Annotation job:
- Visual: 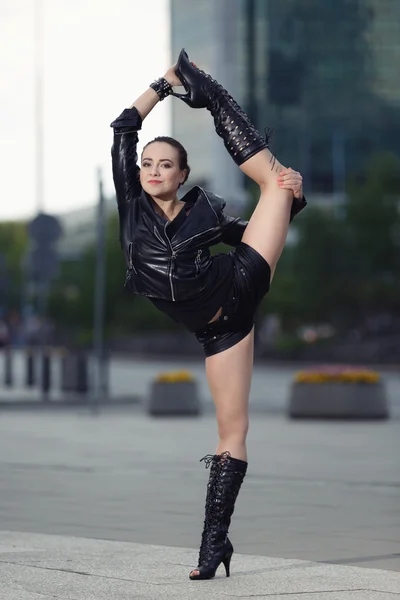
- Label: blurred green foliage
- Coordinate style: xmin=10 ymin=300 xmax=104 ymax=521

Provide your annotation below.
xmin=264 ymin=151 xmax=400 ymax=330
xmin=0 ymin=221 xmax=28 ymax=310
xmin=0 ymin=152 xmax=399 ymax=344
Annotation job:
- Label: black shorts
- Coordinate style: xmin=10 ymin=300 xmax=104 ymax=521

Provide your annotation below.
xmin=194 ymin=242 xmax=271 ymax=357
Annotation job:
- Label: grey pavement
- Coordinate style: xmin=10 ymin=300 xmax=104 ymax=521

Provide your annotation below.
xmin=0 ymin=410 xmax=399 ymax=598
xmin=0 ymin=531 xmax=399 ymax=600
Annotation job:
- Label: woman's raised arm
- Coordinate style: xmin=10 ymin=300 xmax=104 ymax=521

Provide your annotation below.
xmin=129 ymin=64 xmax=182 ymax=119
xmin=128 ymin=87 xmax=160 ymax=121
xmin=110 ymin=66 xmax=183 ymax=209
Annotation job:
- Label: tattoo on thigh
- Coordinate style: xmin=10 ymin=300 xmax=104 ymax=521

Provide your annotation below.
xmin=269 ymin=154 xmax=281 ymax=174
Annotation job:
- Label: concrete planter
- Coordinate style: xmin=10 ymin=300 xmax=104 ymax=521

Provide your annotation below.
xmin=147 ymin=380 xmax=201 ymax=416
xmin=288 ymin=381 xmax=389 ymax=419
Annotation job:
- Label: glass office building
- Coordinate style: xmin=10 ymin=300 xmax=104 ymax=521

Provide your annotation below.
xmin=236 ymin=0 xmax=400 ymax=192
xmin=171 ymin=0 xmax=400 ymax=200
xmin=170 ymin=0 xmax=247 ymax=211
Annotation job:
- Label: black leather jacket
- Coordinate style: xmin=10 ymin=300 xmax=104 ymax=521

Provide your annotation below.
xmin=110 ymin=107 xmax=306 ymax=302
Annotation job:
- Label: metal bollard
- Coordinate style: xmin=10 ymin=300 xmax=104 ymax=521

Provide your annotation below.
xmin=26 ymin=350 xmax=35 ymax=387
xmin=4 ymin=347 xmax=13 ymax=387
xmin=76 ymin=353 xmax=88 ymax=393
xmin=41 ymin=352 xmax=51 ymax=400
xmin=61 ymin=353 xmax=88 ymax=396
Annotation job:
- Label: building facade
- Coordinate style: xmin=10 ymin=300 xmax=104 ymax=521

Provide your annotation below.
xmin=170 ymin=0 xmax=247 ymax=212
xmin=170 ymin=0 xmax=400 ymax=200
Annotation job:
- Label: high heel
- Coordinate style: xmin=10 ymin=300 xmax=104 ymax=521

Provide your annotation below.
xmin=189 ymin=451 xmax=247 ymax=580
xmin=222 ymin=550 xmax=233 ymax=577
xmin=189 ymin=537 xmax=234 ymax=580
xmin=172 ymin=48 xmax=269 ymax=165
xmin=171 ymin=48 xmax=210 ymax=108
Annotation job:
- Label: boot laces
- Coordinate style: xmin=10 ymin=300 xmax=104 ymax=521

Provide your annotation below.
xmin=190 ymin=63 xmax=246 ymax=118
xmin=191 ymin=63 xmax=271 ymax=148
xmin=197 ymin=451 xmax=233 ymax=566
xmin=199 ymin=454 xmax=215 ymax=469
xmin=199 ymin=450 xmax=231 ymax=469
xmin=264 ymin=126 xmax=273 ymax=148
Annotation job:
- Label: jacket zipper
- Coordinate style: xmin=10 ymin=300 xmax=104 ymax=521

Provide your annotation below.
xmin=174 ymin=226 xmax=216 ymax=250
xmin=128 ymin=242 xmax=137 ymax=274
xmin=153 ymin=226 xmax=164 ymax=246
xmin=153 ymin=225 xmax=212 ymax=302
xmin=164 ymin=223 xmax=176 ymax=302
xmin=153 ymin=226 xmax=176 ymax=301
xmin=195 ymin=249 xmax=202 ymax=274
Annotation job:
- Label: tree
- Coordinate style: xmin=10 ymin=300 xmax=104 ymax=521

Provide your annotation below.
xmin=0 ymin=221 xmax=28 ymax=311
xmin=288 ymin=207 xmax=350 ymax=324
xmin=344 ymin=152 xmax=400 ymax=319
xmin=48 ymin=212 xmax=180 ymax=344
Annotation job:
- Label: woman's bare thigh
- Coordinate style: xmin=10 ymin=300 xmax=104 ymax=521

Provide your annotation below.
xmin=239 ymin=149 xmax=292 ymax=280
xmin=205 ymin=327 xmax=254 ymax=425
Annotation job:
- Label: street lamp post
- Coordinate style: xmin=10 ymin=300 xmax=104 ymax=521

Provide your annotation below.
xmin=34 ymin=0 xmax=44 ymax=214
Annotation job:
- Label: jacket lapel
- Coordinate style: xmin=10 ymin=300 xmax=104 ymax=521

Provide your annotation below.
xmin=171 ymin=187 xmax=221 ymax=244
xmin=138 ymin=186 xmax=224 ymax=245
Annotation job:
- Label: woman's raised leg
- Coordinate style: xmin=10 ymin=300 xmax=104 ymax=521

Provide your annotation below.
xmin=170 ymin=51 xmax=303 ymax=282
xmin=240 ymin=149 xmax=293 ymax=283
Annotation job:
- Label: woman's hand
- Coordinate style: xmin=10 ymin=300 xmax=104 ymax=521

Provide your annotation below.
xmin=277 ymin=168 xmax=303 ymax=199
xmin=163 ymin=64 xmax=183 ymax=87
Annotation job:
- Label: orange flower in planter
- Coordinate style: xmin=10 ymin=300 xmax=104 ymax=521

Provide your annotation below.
xmin=155 ymin=370 xmax=195 ymax=383
xmin=294 ymin=365 xmax=380 ymax=384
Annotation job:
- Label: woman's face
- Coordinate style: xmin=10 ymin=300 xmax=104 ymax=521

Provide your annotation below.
xmin=140 ymin=142 xmax=186 ymax=199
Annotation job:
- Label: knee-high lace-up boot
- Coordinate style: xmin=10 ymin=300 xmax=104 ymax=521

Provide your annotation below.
xmin=171 ymin=48 xmax=270 ymax=167
xmin=172 ymin=48 xmax=307 ymax=221
xmin=189 ymin=451 xmax=248 ymax=580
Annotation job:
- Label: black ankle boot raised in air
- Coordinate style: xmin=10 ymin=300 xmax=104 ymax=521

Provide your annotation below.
xmin=172 ymin=48 xmax=269 ymax=166
xmin=189 ymin=451 xmax=248 ymax=580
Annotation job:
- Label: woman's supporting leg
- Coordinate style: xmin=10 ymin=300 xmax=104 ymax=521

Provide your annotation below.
xmin=189 ymin=328 xmax=254 ymax=579
xmin=206 ymin=327 xmax=254 ymax=461
xmin=239 ymin=148 xmax=293 ymax=283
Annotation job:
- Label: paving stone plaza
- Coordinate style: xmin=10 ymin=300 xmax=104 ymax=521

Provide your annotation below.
xmin=0 ymin=359 xmax=399 ymax=599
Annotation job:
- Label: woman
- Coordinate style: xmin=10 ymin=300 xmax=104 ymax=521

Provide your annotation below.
xmin=110 ymin=49 xmax=306 ymax=581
